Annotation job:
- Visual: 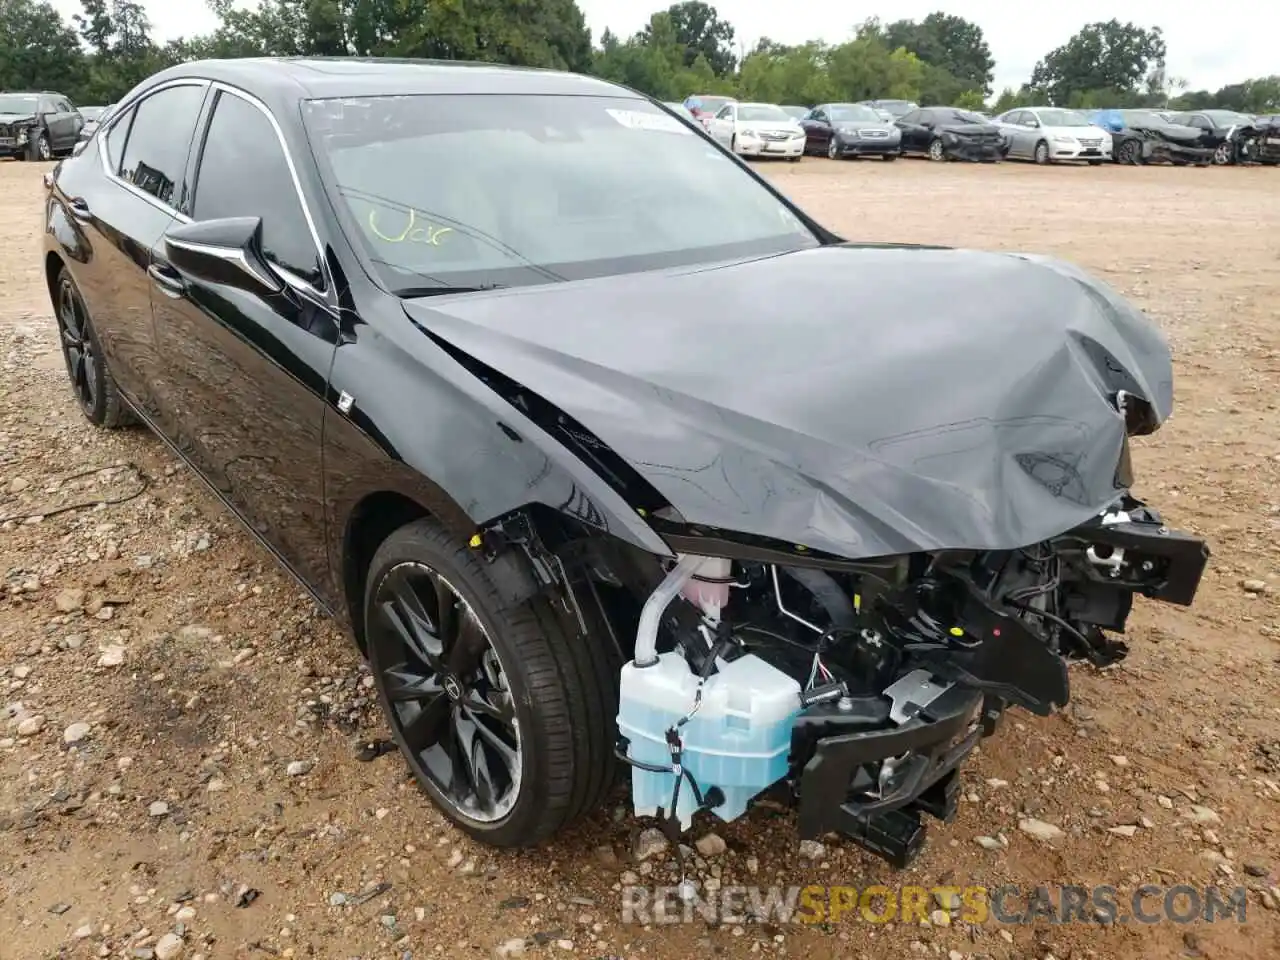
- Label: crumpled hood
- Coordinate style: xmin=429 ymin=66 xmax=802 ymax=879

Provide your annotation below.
xmin=404 ymin=245 xmax=1175 ymax=560
xmin=0 ymin=113 xmax=36 ymax=125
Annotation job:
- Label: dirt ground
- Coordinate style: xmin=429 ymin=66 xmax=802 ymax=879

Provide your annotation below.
xmin=0 ymin=155 xmax=1277 ymax=960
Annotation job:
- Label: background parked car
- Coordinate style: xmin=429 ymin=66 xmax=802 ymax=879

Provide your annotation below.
xmin=1253 ymin=115 xmax=1280 ymax=164
xmin=683 ymin=94 xmax=735 ymax=129
xmin=0 ymin=90 xmax=83 ymax=160
xmin=1089 ymin=109 xmax=1214 ymax=166
xmin=661 ymin=100 xmax=696 ymax=121
xmin=1165 ymin=109 xmax=1261 ymax=165
xmin=800 ymin=103 xmax=901 ymax=160
xmin=706 ymin=101 xmax=805 ymax=160
xmin=994 ymin=107 xmax=1112 ymax=164
xmin=858 ymin=99 xmax=919 ymax=123
xmin=895 ymin=106 xmax=1007 ymax=162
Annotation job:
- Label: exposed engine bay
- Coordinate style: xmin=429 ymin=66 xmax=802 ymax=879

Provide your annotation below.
xmin=554 ymin=495 xmax=1209 ymax=868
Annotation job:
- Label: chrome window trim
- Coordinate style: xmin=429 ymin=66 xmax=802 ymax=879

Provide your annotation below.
xmin=98 ymin=78 xmax=210 ymax=223
xmin=203 ymin=81 xmax=331 ymax=299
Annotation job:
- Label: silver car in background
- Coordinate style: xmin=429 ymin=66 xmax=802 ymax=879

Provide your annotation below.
xmin=994 ymin=107 xmax=1113 ymax=164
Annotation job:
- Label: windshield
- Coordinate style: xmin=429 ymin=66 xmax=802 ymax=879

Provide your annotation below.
xmin=0 ymin=94 xmax=39 ymax=114
xmin=1036 ymin=109 xmax=1090 ymax=127
xmin=939 ymin=109 xmax=986 ymax=124
xmin=780 ymin=105 xmax=808 ymax=118
xmin=737 ymin=104 xmax=790 ymax=122
xmin=303 ymin=94 xmax=818 ymax=294
xmin=690 ymin=96 xmax=732 ymax=113
xmin=879 ymin=101 xmax=917 ymax=117
xmin=829 ymin=105 xmax=880 ymax=123
xmin=1122 ymin=111 xmax=1166 ymax=126
xmin=1204 ymin=110 xmax=1253 ymax=126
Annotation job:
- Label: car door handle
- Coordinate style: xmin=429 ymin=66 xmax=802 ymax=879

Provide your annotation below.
xmin=68 ymin=197 xmax=92 ymax=221
xmin=148 ymin=263 xmax=186 ymax=299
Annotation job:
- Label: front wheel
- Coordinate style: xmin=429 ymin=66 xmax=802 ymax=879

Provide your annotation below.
xmin=1212 ymin=142 xmax=1234 ymax=165
xmin=827 ymin=138 xmax=841 ymax=160
xmin=1033 ymin=141 xmax=1050 ymax=164
xmin=882 ymin=153 xmax=898 ymax=162
xmin=928 ymin=138 xmax=946 ymax=161
xmin=27 ymin=132 xmax=51 ymax=162
xmin=364 ymin=518 xmax=619 ymax=847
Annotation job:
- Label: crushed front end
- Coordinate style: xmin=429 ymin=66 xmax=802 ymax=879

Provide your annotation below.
xmin=609 ymin=498 xmax=1208 ymax=868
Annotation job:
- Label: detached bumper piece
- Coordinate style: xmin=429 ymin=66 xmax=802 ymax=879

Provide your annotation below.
xmin=791 ymin=686 xmax=1001 ymax=867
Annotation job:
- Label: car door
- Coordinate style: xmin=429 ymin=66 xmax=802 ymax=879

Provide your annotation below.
xmin=53 ymin=97 xmax=82 ymax=151
xmin=1006 ymin=111 xmax=1033 ymax=158
xmin=708 ymin=104 xmax=735 ymax=146
xmin=55 ymin=81 xmax=210 ymax=419
xmin=149 ymin=84 xmax=339 ymax=592
xmin=803 ymin=107 xmax=832 ymax=153
xmin=896 ymin=109 xmax=927 ymax=152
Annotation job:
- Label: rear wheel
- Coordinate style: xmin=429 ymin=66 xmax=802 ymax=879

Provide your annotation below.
xmin=53 ymin=266 xmax=135 ymax=428
xmin=364 ymin=518 xmax=619 ymax=847
xmin=882 ymin=153 xmax=898 ymax=162
xmin=927 ymin=138 xmax=946 ymax=161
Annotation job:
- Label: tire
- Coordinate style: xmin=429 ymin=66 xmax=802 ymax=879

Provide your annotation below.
xmin=788 ymin=155 xmax=801 ymax=163
xmin=927 ymin=138 xmax=946 ymax=161
xmin=28 ymin=132 xmax=51 ymax=162
xmin=1088 ymin=160 xmax=1104 ymax=166
xmin=882 ymin=153 xmax=898 ymax=161
xmin=1118 ymin=139 xmax=1143 ymax=165
xmin=1033 ymin=140 xmax=1049 ymax=165
xmin=1212 ymin=142 xmax=1233 ymax=165
xmin=363 ymin=518 xmax=619 ymax=847
xmin=53 ymin=266 xmax=135 ymax=428
xmin=827 ymin=138 xmax=841 ymax=160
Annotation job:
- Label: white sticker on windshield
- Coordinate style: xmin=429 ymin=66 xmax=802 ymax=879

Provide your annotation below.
xmin=605 ymin=108 xmax=692 ymax=135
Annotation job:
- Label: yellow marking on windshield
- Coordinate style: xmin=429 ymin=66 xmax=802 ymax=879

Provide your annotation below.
xmin=367 ymin=207 xmax=452 ymax=246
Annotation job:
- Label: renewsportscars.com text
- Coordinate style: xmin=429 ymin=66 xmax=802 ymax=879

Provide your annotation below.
xmin=620 ymin=883 xmax=1250 ymax=926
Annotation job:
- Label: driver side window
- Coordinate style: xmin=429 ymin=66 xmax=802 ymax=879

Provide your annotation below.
xmin=813 ymin=110 xmax=828 ymax=123
xmin=899 ymin=110 xmax=922 ymax=125
xmin=715 ymin=105 xmax=734 ymax=120
xmin=192 ymin=90 xmax=323 ymax=289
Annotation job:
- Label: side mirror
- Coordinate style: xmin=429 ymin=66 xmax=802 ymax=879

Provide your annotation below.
xmin=164 ymin=217 xmax=284 ymax=299
xmin=1027 ymin=119 xmax=1040 ymax=128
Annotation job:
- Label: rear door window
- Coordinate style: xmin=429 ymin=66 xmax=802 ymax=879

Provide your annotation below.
xmin=118 ymin=84 xmax=207 ymax=212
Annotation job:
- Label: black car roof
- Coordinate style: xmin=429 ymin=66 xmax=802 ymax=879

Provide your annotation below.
xmin=140 ymin=57 xmax=631 ymax=102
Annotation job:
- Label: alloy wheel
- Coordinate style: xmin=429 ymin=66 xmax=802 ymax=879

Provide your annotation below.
xmin=369 ymin=561 xmax=522 ymax=823
xmin=1034 ymin=142 xmax=1049 ymax=164
xmin=928 ymin=139 xmax=945 ymax=161
xmin=827 ymin=138 xmax=839 ymax=160
xmin=56 ymin=275 xmax=99 ymax=414
xmin=1120 ymin=141 xmax=1140 ymax=165
xmin=1213 ymin=143 xmax=1233 ymax=165
xmin=37 ymin=135 xmax=51 ymax=161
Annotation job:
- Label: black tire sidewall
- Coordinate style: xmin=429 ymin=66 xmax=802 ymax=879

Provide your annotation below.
xmin=1035 ymin=141 xmax=1048 ymax=164
xmin=57 ymin=268 xmax=110 ymax=425
xmin=363 ymin=522 xmax=558 ymax=846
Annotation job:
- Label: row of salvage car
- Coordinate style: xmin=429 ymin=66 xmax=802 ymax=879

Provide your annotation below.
xmin=672 ymin=96 xmax=1280 ymax=166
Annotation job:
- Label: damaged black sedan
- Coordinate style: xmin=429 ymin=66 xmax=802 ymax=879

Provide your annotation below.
xmin=1091 ymin=109 xmax=1216 ymax=165
xmin=43 ymin=58 xmax=1208 ymax=868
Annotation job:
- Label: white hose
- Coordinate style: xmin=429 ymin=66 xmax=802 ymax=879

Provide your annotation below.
xmin=633 ymin=553 xmax=705 ymax=667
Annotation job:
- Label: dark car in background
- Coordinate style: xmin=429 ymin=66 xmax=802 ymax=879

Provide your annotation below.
xmin=1165 ymin=109 xmax=1263 ymax=165
xmin=1253 ymin=115 xmax=1280 ymax=163
xmin=800 ymin=103 xmax=901 ymax=160
xmin=0 ymin=91 xmax=84 ymax=160
xmin=1089 ymin=110 xmax=1214 ymax=166
xmin=895 ymin=106 xmax=1008 ymax=161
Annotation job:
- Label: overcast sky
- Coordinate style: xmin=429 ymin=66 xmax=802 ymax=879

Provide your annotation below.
xmin=49 ymin=0 xmax=1276 ymax=94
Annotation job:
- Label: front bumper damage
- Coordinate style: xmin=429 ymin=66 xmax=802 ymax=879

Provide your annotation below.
xmin=1139 ymin=136 xmax=1214 ymax=164
xmin=787 ymin=512 xmax=1209 ymax=868
xmin=943 ymin=137 xmax=1007 ymax=162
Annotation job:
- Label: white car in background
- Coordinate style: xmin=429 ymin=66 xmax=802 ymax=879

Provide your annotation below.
xmin=993 ymin=107 xmax=1113 ymax=164
xmin=706 ymin=102 xmax=805 ymax=160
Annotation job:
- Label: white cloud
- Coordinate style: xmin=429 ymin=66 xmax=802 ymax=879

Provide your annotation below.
xmin=49 ymin=0 xmax=1277 ymax=94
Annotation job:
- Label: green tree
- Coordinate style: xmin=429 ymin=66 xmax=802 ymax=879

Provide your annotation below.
xmin=657 ymin=2 xmax=736 ymax=76
xmin=884 ymin=12 xmax=994 ymax=94
xmin=737 ymin=40 xmax=835 ymax=106
xmin=1029 ymin=20 xmax=1166 ymax=106
xmin=0 ymin=0 xmax=85 ymax=95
